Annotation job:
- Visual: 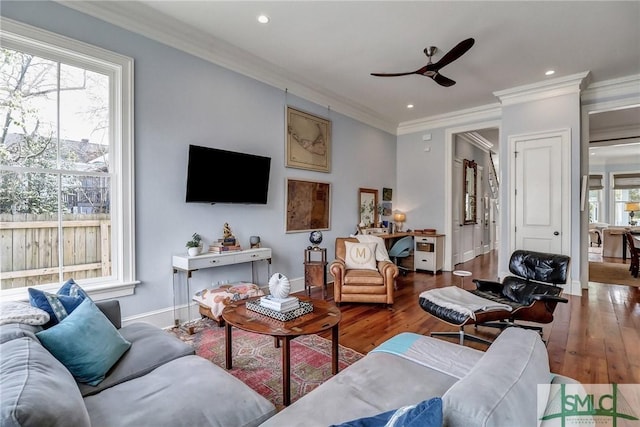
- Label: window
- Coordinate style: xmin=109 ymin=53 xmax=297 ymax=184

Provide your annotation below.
xmin=588 ymin=174 xmax=603 ymax=223
xmin=612 ymin=172 xmax=640 ymax=226
xmin=588 ymin=189 xmax=603 ymax=223
xmin=0 ymin=19 xmax=135 ymax=299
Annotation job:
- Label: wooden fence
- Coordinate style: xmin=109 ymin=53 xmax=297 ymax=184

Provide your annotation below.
xmin=0 ymin=213 xmax=111 ymax=289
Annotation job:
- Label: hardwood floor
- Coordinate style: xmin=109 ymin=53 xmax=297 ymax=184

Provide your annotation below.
xmin=308 ymin=250 xmax=640 ymax=384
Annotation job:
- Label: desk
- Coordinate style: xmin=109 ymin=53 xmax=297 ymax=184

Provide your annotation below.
xmin=377 ymin=232 xmax=414 ymax=249
xmin=172 ymin=248 xmax=272 ymax=330
xmin=372 ymin=232 xmax=445 ymax=274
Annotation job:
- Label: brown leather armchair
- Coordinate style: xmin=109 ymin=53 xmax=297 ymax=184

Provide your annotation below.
xmin=330 ymin=237 xmax=398 ymax=305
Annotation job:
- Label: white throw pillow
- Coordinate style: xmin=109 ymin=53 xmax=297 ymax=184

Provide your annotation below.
xmin=344 ymin=241 xmax=378 ymax=271
xmin=354 ymin=234 xmax=391 ymax=262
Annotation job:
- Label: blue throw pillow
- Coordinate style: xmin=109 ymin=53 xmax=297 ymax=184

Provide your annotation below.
xmin=331 ymin=397 xmax=442 ymax=427
xmin=35 ymin=298 xmax=131 ymax=386
xmin=28 ymin=279 xmax=90 ymax=327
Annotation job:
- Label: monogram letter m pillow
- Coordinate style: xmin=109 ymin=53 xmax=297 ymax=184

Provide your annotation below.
xmin=344 ymin=241 xmax=378 ymax=270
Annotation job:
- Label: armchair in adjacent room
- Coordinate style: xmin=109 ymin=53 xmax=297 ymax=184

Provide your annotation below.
xmin=419 ymin=249 xmax=570 ymax=345
xmin=330 ymin=237 xmax=398 ymax=306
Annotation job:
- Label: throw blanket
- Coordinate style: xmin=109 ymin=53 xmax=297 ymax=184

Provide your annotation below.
xmin=193 ymin=282 xmax=264 ymax=320
xmin=354 ymin=234 xmax=391 ymax=262
xmin=419 ymin=286 xmax=512 ymax=320
xmin=371 ymin=332 xmax=482 ymax=380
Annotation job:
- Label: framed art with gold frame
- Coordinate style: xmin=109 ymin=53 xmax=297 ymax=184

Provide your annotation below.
xmin=285 ymin=178 xmax=331 ymax=233
xmin=286 ymin=106 xmax=331 ymax=173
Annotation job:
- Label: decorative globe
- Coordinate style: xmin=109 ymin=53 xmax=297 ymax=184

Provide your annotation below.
xmin=309 ymin=230 xmax=323 ymax=247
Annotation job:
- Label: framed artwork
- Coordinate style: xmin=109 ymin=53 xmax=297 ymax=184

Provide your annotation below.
xmin=382 ymin=187 xmax=393 ymax=202
xmin=358 ymin=188 xmax=378 ymax=228
xmin=286 ymin=178 xmax=331 ymax=233
xmin=382 ymin=202 xmax=392 ymax=216
xmin=286 ymin=106 xmax=331 ymax=173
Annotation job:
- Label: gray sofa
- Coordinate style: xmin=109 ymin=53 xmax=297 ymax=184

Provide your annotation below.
xmin=261 ymin=327 xmax=580 ymax=427
xmin=1 ymin=300 xmax=276 ymax=427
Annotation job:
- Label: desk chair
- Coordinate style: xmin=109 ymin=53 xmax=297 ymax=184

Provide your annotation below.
xmin=388 ymin=236 xmax=413 ymax=276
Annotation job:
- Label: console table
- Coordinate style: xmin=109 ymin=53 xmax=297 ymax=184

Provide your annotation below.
xmin=172 ymin=248 xmax=272 ymax=330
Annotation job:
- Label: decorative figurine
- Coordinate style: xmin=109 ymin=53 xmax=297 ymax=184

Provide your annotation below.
xmin=223 ymin=223 xmax=233 ymax=239
xmin=222 ymin=223 xmax=236 ymax=246
xmin=268 ymin=273 xmax=291 ymax=299
xmin=250 ymin=236 xmax=261 ymax=248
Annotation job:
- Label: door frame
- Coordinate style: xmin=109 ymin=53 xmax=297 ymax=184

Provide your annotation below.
xmin=444 ymin=120 xmax=501 ymax=271
xmin=508 ymin=129 xmax=571 ymax=256
xmin=581 ymin=97 xmax=640 ymax=290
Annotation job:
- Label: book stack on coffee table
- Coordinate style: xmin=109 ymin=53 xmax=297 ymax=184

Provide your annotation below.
xmin=259 ymin=295 xmax=300 ymax=312
xmin=246 ymin=295 xmax=314 ymax=321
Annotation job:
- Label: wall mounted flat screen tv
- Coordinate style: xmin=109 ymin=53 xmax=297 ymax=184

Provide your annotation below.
xmin=185 ymin=144 xmax=271 ymax=204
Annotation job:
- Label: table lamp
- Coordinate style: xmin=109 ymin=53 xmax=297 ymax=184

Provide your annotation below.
xmin=393 ymin=211 xmax=406 ymax=232
xmin=625 ymin=202 xmax=640 ymax=225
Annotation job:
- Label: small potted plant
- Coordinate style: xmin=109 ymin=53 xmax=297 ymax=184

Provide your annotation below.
xmin=186 ymin=233 xmax=202 ymax=256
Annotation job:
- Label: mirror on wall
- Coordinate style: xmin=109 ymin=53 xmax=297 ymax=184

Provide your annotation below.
xmin=463 ymin=159 xmax=477 ymax=224
xmin=359 ymin=188 xmax=378 ymax=228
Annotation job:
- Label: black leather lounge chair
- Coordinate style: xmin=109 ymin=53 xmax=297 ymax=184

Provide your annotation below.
xmin=419 ymin=250 xmax=570 ymax=345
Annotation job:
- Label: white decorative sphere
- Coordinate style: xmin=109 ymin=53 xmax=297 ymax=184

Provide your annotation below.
xmin=268 ymin=273 xmax=291 ymax=299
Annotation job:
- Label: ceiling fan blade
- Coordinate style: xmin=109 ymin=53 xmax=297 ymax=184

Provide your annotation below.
xmin=432 ymin=73 xmax=456 ymax=87
xmin=371 ymin=70 xmax=420 ymax=77
xmin=430 ymin=38 xmax=475 ymax=71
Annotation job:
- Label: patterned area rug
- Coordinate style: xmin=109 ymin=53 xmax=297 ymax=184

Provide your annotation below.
xmin=589 ymin=261 xmax=639 ymax=287
xmin=168 ymin=318 xmax=363 ymax=409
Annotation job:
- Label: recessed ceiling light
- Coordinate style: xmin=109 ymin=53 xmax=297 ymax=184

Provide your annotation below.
xmin=407 ymin=104 xmax=414 ymax=109
xmin=257 ymin=15 xmax=270 ymax=24
xmin=545 ymin=70 xmax=555 ymax=76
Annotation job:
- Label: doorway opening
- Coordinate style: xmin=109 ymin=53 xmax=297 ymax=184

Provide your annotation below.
xmin=444 ymin=121 xmax=500 ymax=271
xmin=584 ymin=104 xmax=640 ymax=287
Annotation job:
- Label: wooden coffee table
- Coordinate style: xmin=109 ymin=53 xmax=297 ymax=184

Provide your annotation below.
xmin=221 ymin=296 xmax=341 ymax=406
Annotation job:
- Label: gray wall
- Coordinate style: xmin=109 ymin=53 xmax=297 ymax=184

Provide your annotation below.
xmin=1 ymin=1 xmax=396 ymax=320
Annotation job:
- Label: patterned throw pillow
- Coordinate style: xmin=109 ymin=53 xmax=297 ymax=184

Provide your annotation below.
xmin=344 ymin=241 xmax=378 ymax=271
xmin=28 ymin=279 xmax=90 ymax=328
xmin=331 ymin=397 xmax=443 ymax=427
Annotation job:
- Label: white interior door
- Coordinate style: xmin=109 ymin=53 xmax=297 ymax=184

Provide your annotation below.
xmin=511 ymin=130 xmax=570 ymax=254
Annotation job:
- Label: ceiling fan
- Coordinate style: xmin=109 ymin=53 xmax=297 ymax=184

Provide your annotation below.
xmin=371 ymin=38 xmax=475 ymax=87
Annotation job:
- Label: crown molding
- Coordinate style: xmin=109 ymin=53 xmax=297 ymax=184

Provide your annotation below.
xmin=590 ymin=123 xmax=640 ymax=142
xmin=494 ymin=71 xmax=591 ymax=106
xmin=582 ymin=74 xmax=640 ymax=103
xmin=397 ymin=103 xmax=502 ymax=135
xmin=56 ymin=1 xmax=397 ymax=134
xmin=459 ymin=131 xmax=494 ymax=153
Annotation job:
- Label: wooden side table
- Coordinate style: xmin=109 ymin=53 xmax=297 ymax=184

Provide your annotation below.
xmin=304 ymin=247 xmax=327 ymax=299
